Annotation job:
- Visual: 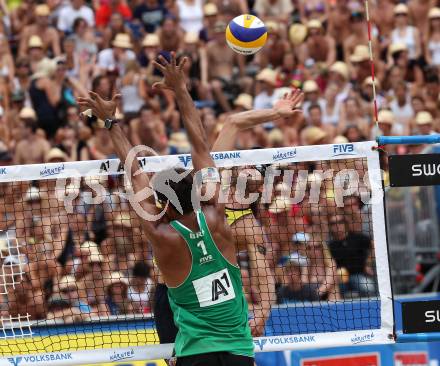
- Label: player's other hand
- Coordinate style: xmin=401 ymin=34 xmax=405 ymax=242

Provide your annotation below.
xmin=249 ymin=317 xmax=265 ymax=337
xmin=273 ymin=88 xmax=304 ymax=118
xmin=152 ymin=52 xmax=187 ymax=91
xmin=77 ymin=92 xmax=121 ymax=122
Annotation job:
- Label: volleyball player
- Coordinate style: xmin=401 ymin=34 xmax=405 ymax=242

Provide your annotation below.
xmin=77 ymin=53 xmax=254 ymax=366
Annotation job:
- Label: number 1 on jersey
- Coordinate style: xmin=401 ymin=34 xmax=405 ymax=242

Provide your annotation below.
xmin=197 ymin=240 xmax=208 ymax=256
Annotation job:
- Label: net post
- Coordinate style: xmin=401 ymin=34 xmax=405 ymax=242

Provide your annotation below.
xmin=377 ymin=134 xmax=440 ymax=145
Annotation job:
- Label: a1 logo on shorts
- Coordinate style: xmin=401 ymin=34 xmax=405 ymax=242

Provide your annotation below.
xmin=193 ymin=269 xmax=236 ymax=307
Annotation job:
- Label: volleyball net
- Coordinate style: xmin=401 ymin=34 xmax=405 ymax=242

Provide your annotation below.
xmin=0 ymin=141 xmax=393 ymax=365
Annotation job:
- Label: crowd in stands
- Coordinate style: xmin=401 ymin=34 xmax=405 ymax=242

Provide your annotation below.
xmin=0 ymin=0 xmax=439 ymax=323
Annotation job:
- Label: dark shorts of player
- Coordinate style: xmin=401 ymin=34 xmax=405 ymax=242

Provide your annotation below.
xmin=176 ymin=352 xmax=254 ymax=366
xmin=154 ymin=283 xmax=178 ymax=344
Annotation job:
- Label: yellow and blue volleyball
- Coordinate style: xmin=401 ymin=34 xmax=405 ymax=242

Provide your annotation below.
xmin=226 ymin=14 xmax=267 ymax=55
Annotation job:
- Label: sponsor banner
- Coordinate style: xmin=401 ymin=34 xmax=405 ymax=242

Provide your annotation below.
xmin=252 ymin=329 xmax=392 ymax=353
xmin=301 ymin=353 xmax=379 ymax=366
xmin=0 ymin=142 xmax=375 ymax=183
xmin=402 ymin=300 xmax=440 ymax=334
xmin=332 ymin=143 xmax=357 ymax=157
xmin=389 ymin=154 xmax=440 ymax=187
xmin=394 ymin=352 xmax=429 ymax=366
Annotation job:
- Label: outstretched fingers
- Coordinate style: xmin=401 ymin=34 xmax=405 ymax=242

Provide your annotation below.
xmin=152 ymin=60 xmax=166 ymax=74
xmin=178 ymin=56 xmax=187 ymax=70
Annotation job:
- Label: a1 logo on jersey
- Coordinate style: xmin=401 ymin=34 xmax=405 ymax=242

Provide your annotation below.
xmin=193 ymin=269 xmax=236 ymax=307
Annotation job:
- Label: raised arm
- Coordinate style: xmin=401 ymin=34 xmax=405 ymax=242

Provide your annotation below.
xmin=213 ymin=89 xmax=304 ymax=151
xmin=76 ymin=93 xmax=163 ymax=235
xmin=153 ymin=53 xmax=215 ymax=172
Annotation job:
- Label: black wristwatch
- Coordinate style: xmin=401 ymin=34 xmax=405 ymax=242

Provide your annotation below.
xmin=104 ymin=118 xmax=117 ymax=130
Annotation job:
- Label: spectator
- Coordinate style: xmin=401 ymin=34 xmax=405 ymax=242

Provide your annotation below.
xmin=95 ymin=0 xmax=132 ymax=29
xmin=134 ymin=0 xmax=168 ymax=33
xmin=19 ymin=4 xmax=61 ymax=58
xmin=391 ymin=4 xmax=421 ymax=61
xmin=327 ymin=214 xmax=377 ymax=298
xmin=14 ymin=110 xmax=50 ymax=164
xmin=425 ymin=7 xmax=440 ymax=67
xmin=128 ymin=261 xmax=154 ymax=314
xmin=177 ymin=0 xmax=204 ymax=34
xmin=57 ymin=0 xmax=95 ymax=34
xmin=58 ymin=275 xmax=92 ymax=314
xmin=105 ymin=272 xmax=134 ymax=315
xmin=98 ymin=33 xmax=136 ymax=76
xmin=415 ymin=111 xmax=435 ymax=135
xmin=276 ymin=252 xmax=319 ymax=304
xmin=199 ymin=3 xmax=218 ymax=42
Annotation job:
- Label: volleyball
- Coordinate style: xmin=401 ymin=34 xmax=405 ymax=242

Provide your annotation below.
xmin=226 ymin=14 xmax=267 ymax=55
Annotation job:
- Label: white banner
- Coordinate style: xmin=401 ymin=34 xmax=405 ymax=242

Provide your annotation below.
xmin=0 ymin=142 xmax=377 ymax=182
xmin=0 ymin=329 xmax=394 ymax=366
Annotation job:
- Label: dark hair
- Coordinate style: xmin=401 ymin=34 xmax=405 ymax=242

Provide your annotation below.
xmin=24 ymin=118 xmax=38 ymax=133
xmin=132 ymin=261 xmax=150 ymax=278
xmin=73 ymin=17 xmax=86 ymax=32
xmin=92 ymin=75 xmax=108 ymax=92
xmin=308 ymin=103 xmax=322 ymax=114
xmin=154 ymin=168 xmax=195 ymax=215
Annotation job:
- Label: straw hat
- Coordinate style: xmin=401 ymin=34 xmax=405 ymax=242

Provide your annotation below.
xmin=142 ymin=34 xmax=159 ymax=47
xmin=59 ymin=275 xmax=78 ymax=291
xmin=19 ymin=107 xmax=37 ymax=120
xmin=307 ymin=19 xmax=322 ymax=29
xmin=415 ymin=111 xmax=433 ymax=125
xmin=24 ymin=187 xmax=43 ymax=202
xmin=106 ymin=272 xmax=129 ymax=288
xmin=265 ymin=21 xmax=279 ymax=33
xmin=378 ymin=110 xmax=394 ymax=125
xmin=428 ymin=7 xmax=440 ymax=19
xmin=329 ymin=62 xmax=349 ymax=80
xmin=168 ymin=132 xmax=191 ymax=152
xmin=112 ymin=33 xmax=133 ymax=49
xmin=289 ymin=24 xmax=307 ymax=46
xmin=234 ymin=93 xmax=253 ymax=110
xmin=203 ymin=3 xmax=218 ymax=16
xmin=333 ymin=135 xmax=349 ymax=144
xmin=35 ymin=4 xmax=50 ymax=16
xmin=394 ymin=3 xmax=409 ymax=15
xmin=28 ymin=35 xmax=43 ymax=49
xmin=350 ymin=45 xmax=370 ymax=63
xmin=113 ymin=212 xmax=132 ymax=228
xmin=389 ymin=43 xmax=408 ymax=55
xmin=184 ymin=32 xmax=199 ymax=44
xmin=256 ymin=68 xmax=277 ymax=85
xmin=268 ymin=195 xmax=291 ymax=213
xmin=303 ymin=80 xmax=319 ymax=93
xmin=89 ymin=253 xmax=104 ymax=263
xmin=80 ymin=241 xmax=100 ymax=255
xmin=268 ymin=128 xmax=284 ymax=144
xmin=363 ymin=76 xmax=380 ymax=89
xmin=45 ymin=147 xmax=67 ymax=162
xmin=302 ymin=126 xmax=327 ymax=145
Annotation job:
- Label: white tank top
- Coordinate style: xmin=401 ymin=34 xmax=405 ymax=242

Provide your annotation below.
xmin=177 ymin=0 xmax=203 ymax=33
xmin=391 ymin=26 xmax=417 ymax=60
xmin=428 ymin=40 xmax=440 ymax=66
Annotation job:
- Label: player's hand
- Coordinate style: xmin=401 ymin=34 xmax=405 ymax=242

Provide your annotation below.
xmin=249 ymin=317 xmax=265 ymax=337
xmin=273 ymin=88 xmax=304 ymax=118
xmin=152 ymin=52 xmax=187 ymax=91
xmin=77 ymin=92 xmax=121 ymax=122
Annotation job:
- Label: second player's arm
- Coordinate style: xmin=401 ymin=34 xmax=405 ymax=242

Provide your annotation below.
xmin=213 ymin=89 xmax=304 ymax=151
